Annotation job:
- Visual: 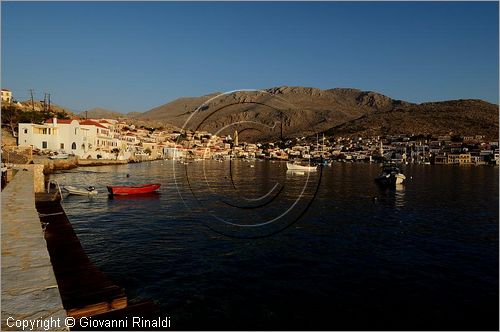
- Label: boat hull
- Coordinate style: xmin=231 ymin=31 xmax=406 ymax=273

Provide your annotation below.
xmin=107 ymin=184 xmax=161 ymax=196
xmin=286 ymin=162 xmax=317 ymax=172
xmin=64 ymin=186 xmax=98 ymax=196
xmin=375 ymin=174 xmax=406 ymax=186
xmin=49 ymin=154 xmax=69 ymax=160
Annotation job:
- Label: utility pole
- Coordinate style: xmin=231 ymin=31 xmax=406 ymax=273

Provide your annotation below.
xmin=43 ymin=93 xmax=47 ymax=111
xmin=47 ymin=93 xmax=51 ymax=112
xmin=29 ymin=89 xmax=35 ymax=111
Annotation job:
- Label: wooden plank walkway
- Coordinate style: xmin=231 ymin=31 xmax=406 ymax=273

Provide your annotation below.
xmin=35 ymin=194 xmax=159 ymax=325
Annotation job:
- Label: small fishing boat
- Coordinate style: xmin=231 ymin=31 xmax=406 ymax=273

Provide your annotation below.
xmin=107 ymin=183 xmax=161 ymax=196
xmin=49 ymin=151 xmax=69 ymax=160
xmin=64 ymin=185 xmax=98 ymax=196
xmin=375 ymin=166 xmax=406 ymax=186
xmin=286 ymin=162 xmax=317 ymax=172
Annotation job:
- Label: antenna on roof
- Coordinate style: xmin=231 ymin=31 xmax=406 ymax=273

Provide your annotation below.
xmin=28 ymin=89 xmax=35 ymax=111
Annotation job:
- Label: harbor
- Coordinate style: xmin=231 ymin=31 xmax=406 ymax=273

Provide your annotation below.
xmin=1 ymin=1 xmax=498 ymax=330
xmin=42 ymin=160 xmax=498 ymax=330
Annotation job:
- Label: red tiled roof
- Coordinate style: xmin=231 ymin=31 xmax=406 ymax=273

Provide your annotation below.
xmin=99 ymin=119 xmax=112 ymax=124
xmin=79 ymin=119 xmax=108 ymax=129
xmin=45 ymin=118 xmax=75 ymax=124
xmin=1 ymin=88 xmax=11 ymax=91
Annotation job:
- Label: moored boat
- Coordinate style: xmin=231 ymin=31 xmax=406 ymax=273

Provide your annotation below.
xmin=286 ymin=162 xmax=317 ymax=172
xmin=375 ymin=166 xmax=406 ymax=186
xmin=64 ymin=185 xmax=98 ymax=196
xmin=49 ymin=151 xmax=69 ymax=159
xmin=107 ymin=183 xmax=161 ymax=196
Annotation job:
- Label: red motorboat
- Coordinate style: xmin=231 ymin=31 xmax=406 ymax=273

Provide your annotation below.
xmin=107 ymin=183 xmax=161 ymax=196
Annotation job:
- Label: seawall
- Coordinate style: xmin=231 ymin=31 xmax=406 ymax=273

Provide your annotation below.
xmin=32 ymin=156 xmax=130 ymax=174
xmin=33 ymin=156 xmax=78 ymax=175
xmin=1 ymin=169 xmax=67 ymax=330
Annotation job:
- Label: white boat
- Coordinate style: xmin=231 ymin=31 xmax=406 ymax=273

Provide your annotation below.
xmin=375 ymin=166 xmax=406 ymax=186
xmin=49 ymin=151 xmax=69 ymax=159
xmin=64 ymin=185 xmax=98 ymax=196
xmin=286 ymin=162 xmax=317 ymax=172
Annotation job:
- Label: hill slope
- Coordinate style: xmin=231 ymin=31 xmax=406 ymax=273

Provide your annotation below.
xmin=134 ymin=86 xmax=498 ymax=141
xmin=327 ymin=99 xmax=499 ymax=138
xmin=78 ymin=108 xmax=128 ymax=119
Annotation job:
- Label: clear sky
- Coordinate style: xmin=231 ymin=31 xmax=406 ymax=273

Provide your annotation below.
xmin=1 ymin=1 xmax=498 ymax=113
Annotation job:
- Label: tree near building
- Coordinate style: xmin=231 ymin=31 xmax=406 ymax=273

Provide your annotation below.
xmin=111 ymin=148 xmax=120 ymax=160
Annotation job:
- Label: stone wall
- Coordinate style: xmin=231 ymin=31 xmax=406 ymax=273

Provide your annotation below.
xmin=12 ymin=164 xmax=45 ymax=193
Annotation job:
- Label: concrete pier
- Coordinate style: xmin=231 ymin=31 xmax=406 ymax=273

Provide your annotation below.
xmin=1 ymin=169 xmax=67 ymax=330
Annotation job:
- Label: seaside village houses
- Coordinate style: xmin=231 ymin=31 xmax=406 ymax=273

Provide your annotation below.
xmin=13 ymin=114 xmax=500 ymax=166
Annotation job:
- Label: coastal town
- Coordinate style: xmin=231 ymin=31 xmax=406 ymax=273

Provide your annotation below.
xmin=1 ymin=88 xmax=499 ymax=168
xmin=1 ymin=2 xmax=499 ymax=331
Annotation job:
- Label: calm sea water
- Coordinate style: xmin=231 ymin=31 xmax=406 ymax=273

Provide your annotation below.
xmin=50 ymin=161 xmax=499 ymax=330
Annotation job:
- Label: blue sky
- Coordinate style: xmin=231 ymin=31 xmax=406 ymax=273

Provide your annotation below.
xmin=1 ymin=1 xmax=498 ymax=113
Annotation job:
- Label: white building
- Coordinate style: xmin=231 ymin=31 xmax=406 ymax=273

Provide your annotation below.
xmin=1 ymin=88 xmax=12 ymax=104
xmin=18 ymin=118 xmax=88 ymax=156
xmin=79 ymin=119 xmax=114 ymax=152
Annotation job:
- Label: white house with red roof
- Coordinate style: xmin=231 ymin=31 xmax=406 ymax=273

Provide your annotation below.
xmin=79 ymin=119 xmax=115 ymax=152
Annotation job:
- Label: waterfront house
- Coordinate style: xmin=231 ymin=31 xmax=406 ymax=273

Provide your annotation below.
xmin=18 ymin=118 xmax=88 ymax=156
xmin=459 ymin=153 xmax=472 ymax=164
xmin=434 ymin=153 xmax=448 ymax=164
xmin=80 ymin=120 xmax=113 ymax=152
xmin=447 ymin=154 xmax=460 ymax=165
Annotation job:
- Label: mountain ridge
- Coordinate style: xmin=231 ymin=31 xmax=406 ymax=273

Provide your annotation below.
xmin=134 ymin=86 xmax=498 ymax=141
xmin=78 ymin=86 xmax=498 ymax=140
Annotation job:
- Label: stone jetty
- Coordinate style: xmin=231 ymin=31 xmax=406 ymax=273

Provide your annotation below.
xmin=1 ymin=167 xmax=66 ymax=330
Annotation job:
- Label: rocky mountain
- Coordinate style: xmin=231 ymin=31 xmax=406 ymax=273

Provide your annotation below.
xmin=134 ymin=86 xmax=498 ymax=141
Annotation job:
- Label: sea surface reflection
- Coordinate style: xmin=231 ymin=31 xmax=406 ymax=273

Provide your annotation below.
xmin=50 ymin=161 xmax=499 ymax=330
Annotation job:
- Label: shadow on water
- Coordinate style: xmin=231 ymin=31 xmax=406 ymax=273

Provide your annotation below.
xmin=107 ymin=192 xmax=161 ymax=201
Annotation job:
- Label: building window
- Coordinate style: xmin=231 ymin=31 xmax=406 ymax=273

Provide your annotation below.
xmin=74 ymin=128 xmax=78 ymax=135
xmin=42 ymin=141 xmax=47 ymax=149
xmin=71 ymin=142 xmax=76 ymax=150
xmin=23 ymin=129 xmax=28 ymax=134
xmin=60 ymin=143 xmax=64 ymax=149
